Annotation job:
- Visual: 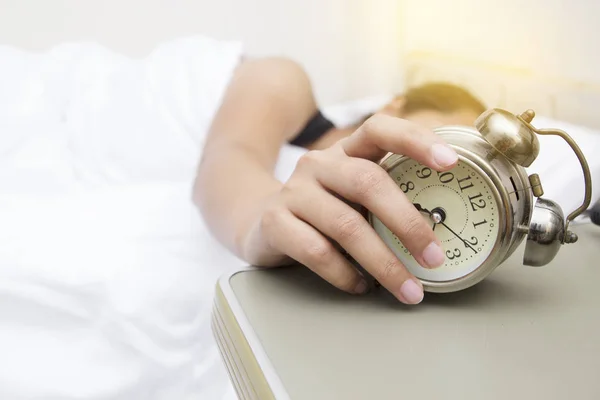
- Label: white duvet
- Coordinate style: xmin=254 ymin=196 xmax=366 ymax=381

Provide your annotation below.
xmin=0 ymin=35 xmax=598 ymax=400
xmin=0 ymin=36 xmax=257 ymax=400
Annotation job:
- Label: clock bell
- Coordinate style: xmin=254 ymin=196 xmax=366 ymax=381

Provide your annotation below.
xmin=475 ymin=108 xmax=593 ymax=267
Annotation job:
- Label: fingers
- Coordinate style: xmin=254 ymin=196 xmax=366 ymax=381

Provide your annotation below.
xmin=259 ymin=206 xmax=369 ymax=295
xmin=285 ymin=183 xmax=425 ymax=304
xmin=340 ymin=113 xmax=458 ymax=171
xmin=265 ymin=114 xmax=459 ymax=305
xmin=302 ymin=151 xmax=445 ymax=270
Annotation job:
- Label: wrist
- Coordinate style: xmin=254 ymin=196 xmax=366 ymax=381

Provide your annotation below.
xmin=194 ymin=145 xmax=284 ymax=261
xmin=232 ymin=189 xmax=279 ymax=259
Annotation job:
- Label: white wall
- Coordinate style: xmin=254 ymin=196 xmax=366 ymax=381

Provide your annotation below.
xmin=400 ymin=0 xmax=600 ymax=128
xmin=401 ymin=0 xmax=600 ymax=85
xmin=0 ymin=0 xmax=404 ymax=106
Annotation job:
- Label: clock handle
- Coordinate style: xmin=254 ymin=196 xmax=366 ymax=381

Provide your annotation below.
xmin=519 ymin=113 xmax=593 ymax=241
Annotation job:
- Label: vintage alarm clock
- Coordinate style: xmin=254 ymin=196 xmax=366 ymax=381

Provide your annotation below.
xmin=369 ymin=108 xmax=593 ymax=293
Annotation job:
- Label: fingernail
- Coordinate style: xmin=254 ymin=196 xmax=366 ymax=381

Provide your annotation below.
xmin=422 ymin=241 xmax=445 ymax=268
xmin=400 ymin=279 xmax=424 ymax=304
xmin=354 ymin=279 xmax=369 ymax=294
xmin=432 ymin=143 xmax=458 ymax=167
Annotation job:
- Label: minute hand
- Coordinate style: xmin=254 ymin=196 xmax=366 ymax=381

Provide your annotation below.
xmin=438 ymin=221 xmax=478 ymax=254
xmin=413 ymin=203 xmax=477 ymax=254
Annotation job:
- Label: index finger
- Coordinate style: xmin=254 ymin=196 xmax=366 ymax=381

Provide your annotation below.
xmin=341 ymin=113 xmax=458 ymax=171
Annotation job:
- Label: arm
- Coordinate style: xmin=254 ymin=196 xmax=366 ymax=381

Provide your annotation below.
xmin=194 ymin=56 xmax=458 ymax=305
xmin=193 ymin=57 xmax=318 ymax=258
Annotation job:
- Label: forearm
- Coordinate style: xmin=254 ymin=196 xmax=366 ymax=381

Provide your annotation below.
xmin=194 ymin=143 xmax=283 ymax=257
xmin=192 ymin=57 xmax=318 ymax=259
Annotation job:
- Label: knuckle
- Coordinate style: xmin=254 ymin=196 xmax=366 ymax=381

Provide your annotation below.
xmin=334 ymin=211 xmax=365 ymax=243
xmin=400 ymin=214 xmax=429 ymax=241
xmin=296 ymin=150 xmax=323 ymax=170
xmin=279 ymin=183 xmax=293 ymax=196
xmin=259 ymin=206 xmax=284 ymax=235
xmin=303 ymin=239 xmax=334 ymax=265
xmin=279 ymin=176 xmax=314 ymax=204
xmin=379 ymin=257 xmax=403 ymax=282
xmin=279 ymin=180 xmax=299 ymax=196
xmin=361 ymin=113 xmax=384 ymax=136
xmin=351 ymin=167 xmax=385 ymax=197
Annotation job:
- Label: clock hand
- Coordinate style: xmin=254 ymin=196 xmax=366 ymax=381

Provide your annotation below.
xmin=414 ymin=203 xmax=477 ymax=254
xmin=415 ymin=203 xmax=438 ymax=232
xmin=413 ymin=203 xmax=431 ymax=215
xmin=438 ymin=221 xmax=478 ymax=254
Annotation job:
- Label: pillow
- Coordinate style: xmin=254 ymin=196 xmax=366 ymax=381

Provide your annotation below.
xmin=526 ymin=115 xmax=600 ymax=217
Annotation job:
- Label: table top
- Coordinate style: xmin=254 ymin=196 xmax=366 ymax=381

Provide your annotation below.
xmin=229 ymin=223 xmax=600 ymax=400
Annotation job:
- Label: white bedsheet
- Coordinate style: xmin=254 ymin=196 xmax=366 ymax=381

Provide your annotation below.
xmin=0 ymin=34 xmax=598 ymax=400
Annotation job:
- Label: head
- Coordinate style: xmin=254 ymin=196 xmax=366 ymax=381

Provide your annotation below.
xmin=379 ymin=82 xmax=487 ymax=129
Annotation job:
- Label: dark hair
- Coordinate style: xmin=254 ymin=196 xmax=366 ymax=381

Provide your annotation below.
xmin=401 ymin=82 xmax=486 ymax=115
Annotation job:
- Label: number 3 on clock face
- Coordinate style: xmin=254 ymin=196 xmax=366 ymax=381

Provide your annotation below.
xmin=370 ymin=158 xmax=502 ymax=283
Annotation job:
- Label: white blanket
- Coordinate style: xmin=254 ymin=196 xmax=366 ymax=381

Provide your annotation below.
xmin=0 ymin=36 xmax=251 ymax=400
xmin=0 ymin=35 xmax=598 ymax=400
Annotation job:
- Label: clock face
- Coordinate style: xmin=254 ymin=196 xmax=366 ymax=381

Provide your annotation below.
xmin=371 ymin=157 xmax=502 ymax=282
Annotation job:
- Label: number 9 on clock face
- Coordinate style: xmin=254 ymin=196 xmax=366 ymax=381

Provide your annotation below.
xmin=370 ymin=157 xmax=502 ymax=283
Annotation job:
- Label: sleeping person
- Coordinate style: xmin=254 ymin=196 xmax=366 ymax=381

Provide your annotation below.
xmin=2 ymin=35 xmax=597 ymax=400
xmin=293 ymin=81 xmax=486 ymax=151
xmin=194 ymin=57 xmax=488 ymax=306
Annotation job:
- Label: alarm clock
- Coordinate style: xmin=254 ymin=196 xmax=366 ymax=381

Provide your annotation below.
xmin=369 ymin=108 xmax=593 ymax=293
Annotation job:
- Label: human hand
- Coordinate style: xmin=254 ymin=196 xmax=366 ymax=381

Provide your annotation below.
xmin=239 ymin=114 xmax=459 ymax=305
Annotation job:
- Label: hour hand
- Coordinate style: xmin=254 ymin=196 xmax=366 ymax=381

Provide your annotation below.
xmin=413 ymin=203 xmax=431 ymax=215
xmin=415 ymin=204 xmax=438 ymax=231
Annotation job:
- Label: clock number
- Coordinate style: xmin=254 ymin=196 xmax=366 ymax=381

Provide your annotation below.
xmin=464 ymin=236 xmax=479 ymax=247
xmin=400 ymin=181 xmax=415 ymax=193
xmin=457 ymin=176 xmax=474 ymax=192
xmin=416 ymin=167 xmax=432 ymax=179
xmin=446 ymin=248 xmax=462 ymax=260
xmin=468 ymin=193 xmax=487 ymax=211
xmin=438 ymin=171 xmax=454 ymax=184
xmin=472 ymin=219 xmax=488 ymax=229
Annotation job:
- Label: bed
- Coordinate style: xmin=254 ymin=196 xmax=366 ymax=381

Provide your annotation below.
xmin=0 ymin=2 xmax=599 ymax=400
